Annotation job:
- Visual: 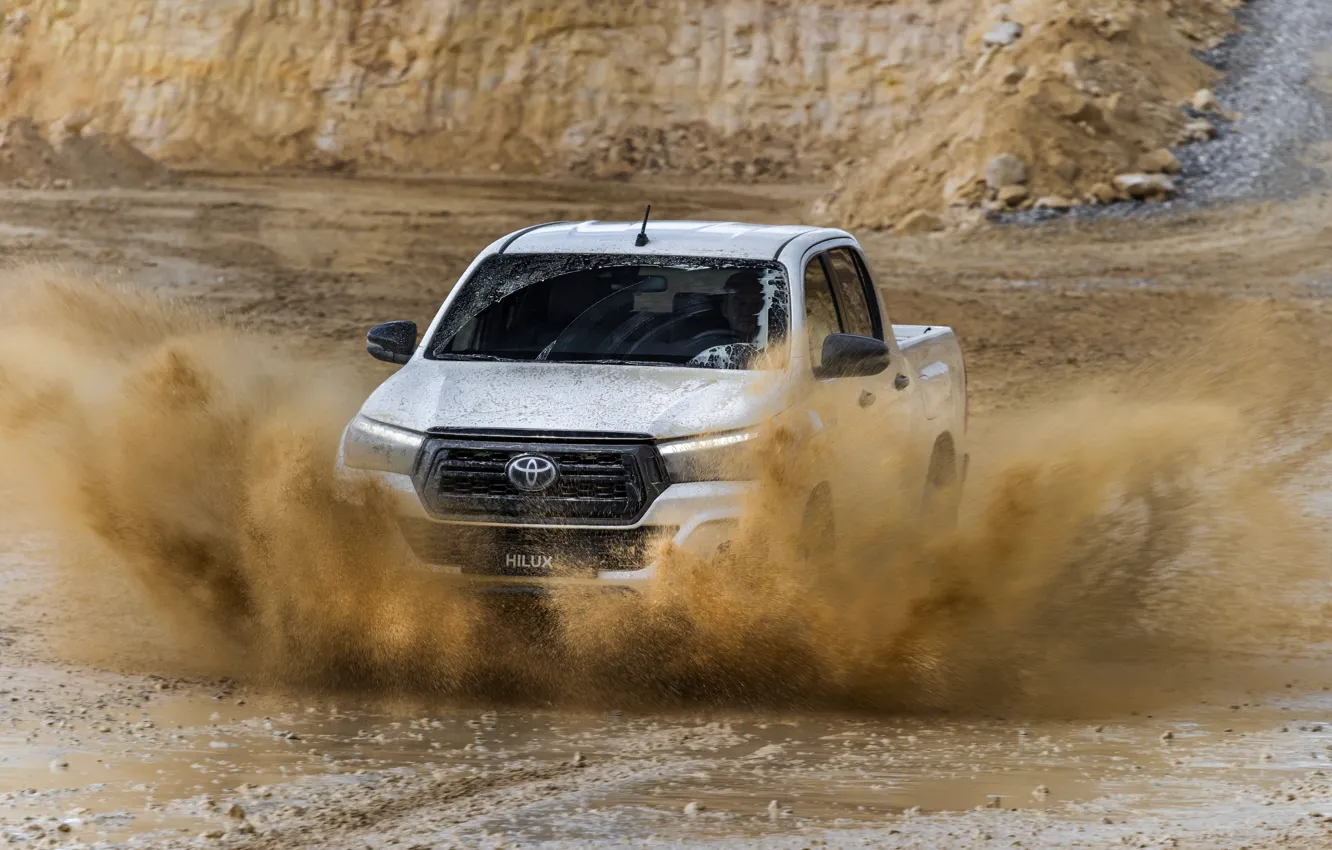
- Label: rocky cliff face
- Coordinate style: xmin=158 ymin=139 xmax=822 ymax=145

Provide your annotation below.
xmin=0 ymin=0 xmax=978 ymax=180
xmin=0 ymin=0 xmax=1243 ymax=226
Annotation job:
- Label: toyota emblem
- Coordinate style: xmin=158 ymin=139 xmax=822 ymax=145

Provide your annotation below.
xmin=506 ymin=454 xmax=560 ymax=492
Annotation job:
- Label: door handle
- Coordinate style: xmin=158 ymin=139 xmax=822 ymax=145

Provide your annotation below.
xmin=858 ymin=390 xmax=876 ymax=409
xmin=894 ymin=374 xmax=910 ymax=391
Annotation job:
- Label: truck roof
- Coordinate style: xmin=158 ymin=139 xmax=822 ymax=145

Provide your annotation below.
xmin=499 ymin=220 xmax=850 ymax=261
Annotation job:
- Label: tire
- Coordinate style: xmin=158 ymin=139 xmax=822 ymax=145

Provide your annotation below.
xmin=922 ymin=434 xmax=961 ymax=527
xmin=797 ymin=484 xmax=836 ymax=574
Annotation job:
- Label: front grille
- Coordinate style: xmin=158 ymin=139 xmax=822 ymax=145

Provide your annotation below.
xmin=399 ymin=520 xmax=675 ymax=577
xmin=412 ymin=432 xmax=667 ymax=525
xmin=436 ymin=448 xmax=631 ymax=501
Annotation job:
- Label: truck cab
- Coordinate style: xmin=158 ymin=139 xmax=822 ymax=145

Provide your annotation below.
xmin=338 ymin=220 xmax=967 ymax=592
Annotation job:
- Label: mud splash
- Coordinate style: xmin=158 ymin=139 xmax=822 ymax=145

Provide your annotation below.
xmin=0 ymin=270 xmax=1320 ymax=711
xmin=0 ymin=270 xmax=481 ymax=690
xmin=560 ymin=353 xmax=1318 ymax=711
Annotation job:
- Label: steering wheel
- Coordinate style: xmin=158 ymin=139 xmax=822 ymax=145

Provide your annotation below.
xmin=687 ymin=342 xmax=761 ymax=369
xmin=684 ymin=328 xmax=744 ymax=352
xmin=544 ymin=284 xmax=647 ymax=358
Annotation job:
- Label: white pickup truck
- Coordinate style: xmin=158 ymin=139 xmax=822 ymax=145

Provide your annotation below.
xmin=338 ymin=219 xmax=967 ymax=593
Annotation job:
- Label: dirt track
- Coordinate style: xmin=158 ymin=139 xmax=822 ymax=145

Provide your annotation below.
xmin=0 ymin=173 xmax=1329 ymax=848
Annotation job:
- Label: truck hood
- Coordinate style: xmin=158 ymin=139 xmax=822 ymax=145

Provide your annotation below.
xmin=359 ymin=360 xmax=792 ymax=440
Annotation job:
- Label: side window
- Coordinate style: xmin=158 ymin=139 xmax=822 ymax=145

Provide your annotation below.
xmin=803 ymin=256 xmax=842 ymax=369
xmin=825 ymin=247 xmax=878 ymax=339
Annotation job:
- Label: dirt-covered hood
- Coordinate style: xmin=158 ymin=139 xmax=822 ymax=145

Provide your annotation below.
xmin=358 ymin=360 xmax=790 ymax=440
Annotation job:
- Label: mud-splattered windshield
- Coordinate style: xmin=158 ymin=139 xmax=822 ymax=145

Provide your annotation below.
xmin=428 ymin=253 xmax=789 ymax=369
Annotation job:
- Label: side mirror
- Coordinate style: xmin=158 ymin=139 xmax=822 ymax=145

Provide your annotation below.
xmin=367 ymin=321 xmax=417 ymax=365
xmin=816 ymin=333 xmax=891 ymax=379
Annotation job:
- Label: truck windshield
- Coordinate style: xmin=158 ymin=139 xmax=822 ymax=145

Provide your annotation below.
xmin=428 ymin=253 xmax=789 ymax=369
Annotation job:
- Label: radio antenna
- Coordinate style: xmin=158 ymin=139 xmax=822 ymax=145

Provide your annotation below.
xmin=635 ymin=204 xmax=652 ymax=246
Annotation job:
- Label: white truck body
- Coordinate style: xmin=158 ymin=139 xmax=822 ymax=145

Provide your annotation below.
xmin=338 ymin=220 xmax=967 ymax=592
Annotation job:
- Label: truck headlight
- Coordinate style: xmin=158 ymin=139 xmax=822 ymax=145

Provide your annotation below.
xmin=658 ymin=428 xmax=760 ymax=483
xmin=340 ymin=415 xmax=425 ymax=476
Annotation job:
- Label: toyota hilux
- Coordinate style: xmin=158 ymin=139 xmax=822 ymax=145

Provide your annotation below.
xmin=338 ymin=219 xmax=967 ymax=592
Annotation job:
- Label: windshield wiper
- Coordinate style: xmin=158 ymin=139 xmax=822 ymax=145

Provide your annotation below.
xmin=433 ymin=352 xmax=521 ymax=362
xmin=544 ymin=355 xmax=673 ymax=367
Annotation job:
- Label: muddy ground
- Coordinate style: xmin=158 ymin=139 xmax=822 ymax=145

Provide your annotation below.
xmin=1 ymin=173 xmax=1332 ymax=848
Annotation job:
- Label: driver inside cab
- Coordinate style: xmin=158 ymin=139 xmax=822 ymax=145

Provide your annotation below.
xmin=720 ymin=270 xmax=766 ymax=341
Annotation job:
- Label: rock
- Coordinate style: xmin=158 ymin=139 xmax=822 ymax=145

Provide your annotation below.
xmin=49 ymin=758 xmax=69 ymax=772
xmin=56 ymin=824 xmax=71 ymax=834
xmin=997 ymin=184 xmax=1029 ymax=207
xmin=1134 ymin=148 xmax=1182 ymax=175
xmin=1048 ymin=151 xmax=1081 ymax=182
xmin=1191 ymin=89 xmax=1221 ymax=113
xmin=1113 ymin=173 xmax=1175 ymax=200
xmin=201 ymin=831 xmax=224 ymax=840
xmin=1160 ymin=731 xmax=1174 ymax=741
xmin=767 ymin=800 xmax=780 ymax=816
xmin=1086 ymin=183 xmax=1119 ymax=205
xmin=57 ymin=111 xmax=92 ymax=138
xmin=973 ymin=48 xmax=999 ymax=76
xmin=1034 ymin=195 xmax=1076 ymax=211
xmin=1184 ymin=120 xmax=1217 ymax=142
xmin=944 ymin=171 xmax=986 ymax=204
xmin=570 ymin=752 xmax=586 ymax=767
xmin=226 ymin=804 xmax=246 ymax=821
xmin=6 ymin=9 xmax=29 ymax=35
xmin=1033 ymin=784 xmax=1051 ymax=797
xmin=386 ymin=38 xmax=413 ymax=75
xmin=984 ymin=153 xmax=1028 ymax=190
xmin=1001 ymin=65 xmax=1027 ymax=86
xmin=1062 ymin=96 xmax=1111 ymax=134
xmin=983 ymin=21 xmax=1023 ymax=47
xmin=896 ymin=210 xmax=945 ymax=234
xmin=683 ymin=801 xmax=702 ymax=816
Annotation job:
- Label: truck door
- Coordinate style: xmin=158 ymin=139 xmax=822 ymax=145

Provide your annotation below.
xmin=806 ymin=247 xmax=926 ymax=518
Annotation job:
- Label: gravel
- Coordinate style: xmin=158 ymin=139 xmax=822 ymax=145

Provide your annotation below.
xmin=1178 ymin=0 xmax=1332 ymax=204
xmin=1010 ymin=0 xmax=1332 ymax=225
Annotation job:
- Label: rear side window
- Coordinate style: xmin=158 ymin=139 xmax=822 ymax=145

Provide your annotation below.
xmin=803 ymin=256 xmax=842 ymax=369
xmin=825 ymin=247 xmax=878 ymax=339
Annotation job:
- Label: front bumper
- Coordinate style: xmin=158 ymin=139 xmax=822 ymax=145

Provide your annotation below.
xmin=363 ymin=470 xmax=751 ymax=592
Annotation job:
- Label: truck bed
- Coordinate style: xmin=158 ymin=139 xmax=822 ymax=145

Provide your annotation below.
xmin=892 ymin=324 xmax=967 ymax=429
